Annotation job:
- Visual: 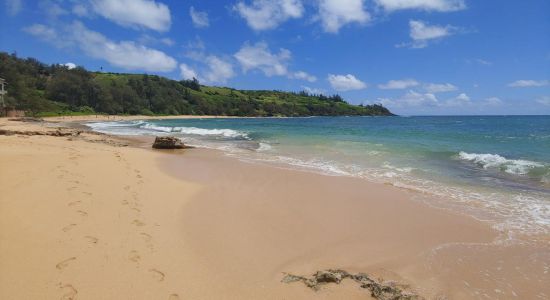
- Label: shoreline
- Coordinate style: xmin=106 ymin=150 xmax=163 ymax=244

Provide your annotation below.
xmin=1 ymin=117 xmax=549 ymax=299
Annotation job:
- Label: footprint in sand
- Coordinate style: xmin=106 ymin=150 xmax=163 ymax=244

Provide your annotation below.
xmin=82 ymin=191 xmax=92 ymax=196
xmin=59 ymin=284 xmax=78 ymax=300
xmin=84 ymin=236 xmax=98 ymax=244
xmin=62 ymin=224 xmax=77 ymax=232
xmin=124 ymin=185 xmax=131 ymax=191
xmin=168 ymin=294 xmax=180 ymax=300
xmin=149 ymin=268 xmax=165 ymax=282
xmin=68 ymin=200 xmax=81 ymax=207
xmin=140 ymin=232 xmax=152 ymax=241
xmin=131 ymin=207 xmax=141 ymax=213
xmin=128 ymin=250 xmax=141 ymax=263
xmin=132 ymin=219 xmax=146 ymax=227
xmin=76 ymin=210 xmax=88 ymax=217
xmin=56 ymin=257 xmax=76 ymax=270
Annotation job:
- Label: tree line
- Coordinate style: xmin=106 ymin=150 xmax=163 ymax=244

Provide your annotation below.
xmin=0 ymin=52 xmax=394 ymax=117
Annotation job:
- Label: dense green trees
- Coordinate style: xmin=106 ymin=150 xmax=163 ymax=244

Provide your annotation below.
xmin=0 ymin=52 xmax=394 ymax=117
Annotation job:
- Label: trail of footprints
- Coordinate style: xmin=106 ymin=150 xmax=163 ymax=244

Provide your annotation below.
xmin=54 ymin=150 xmax=177 ymax=299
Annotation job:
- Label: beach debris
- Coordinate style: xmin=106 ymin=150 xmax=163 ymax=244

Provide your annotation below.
xmin=152 ymin=136 xmax=191 ymax=149
xmin=282 ymin=269 xmax=421 ymax=300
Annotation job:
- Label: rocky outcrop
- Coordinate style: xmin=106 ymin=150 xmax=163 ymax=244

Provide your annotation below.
xmin=282 ymin=269 xmax=421 ymax=300
xmin=0 ymin=128 xmax=80 ymax=137
xmin=152 ymin=136 xmax=191 ymax=149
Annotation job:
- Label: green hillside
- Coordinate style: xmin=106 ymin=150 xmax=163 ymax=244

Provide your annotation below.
xmin=0 ymin=52 xmax=394 ymax=117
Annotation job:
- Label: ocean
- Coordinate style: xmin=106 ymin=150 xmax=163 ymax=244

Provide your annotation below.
xmin=88 ymin=116 xmax=550 ymax=237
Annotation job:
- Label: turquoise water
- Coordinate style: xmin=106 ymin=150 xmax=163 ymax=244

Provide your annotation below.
xmin=89 ymin=116 xmax=550 ymax=236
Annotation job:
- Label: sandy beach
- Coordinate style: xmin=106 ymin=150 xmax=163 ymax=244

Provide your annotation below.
xmin=1 ymin=117 xmax=549 ymax=299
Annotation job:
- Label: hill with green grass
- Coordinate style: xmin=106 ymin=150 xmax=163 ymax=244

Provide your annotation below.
xmin=0 ymin=52 xmax=393 ymax=117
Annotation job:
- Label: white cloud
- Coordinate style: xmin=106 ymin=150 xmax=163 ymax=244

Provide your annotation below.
xmin=25 ymin=22 xmax=177 ymax=72
xmin=23 ymin=24 xmax=58 ymax=41
xmin=190 ymin=6 xmax=209 ymax=28
xmin=475 ymin=58 xmax=492 ymax=66
xmin=378 ymin=79 xmax=419 ymax=89
xmin=379 ymin=90 xmax=438 ymax=108
xmin=40 ymin=1 xmax=68 ymax=18
xmin=292 ymin=71 xmax=317 ymax=82
xmin=423 ymin=82 xmax=458 ymax=93
xmin=508 ymin=80 xmax=549 ymax=88
xmin=234 ymin=0 xmax=304 ymax=31
xmin=138 ymin=34 xmax=175 ymax=46
xmin=317 ymin=0 xmax=370 ymax=33
xmin=91 ymin=0 xmax=171 ymax=32
xmin=328 ymin=74 xmax=367 ymax=91
xmin=302 ymin=86 xmax=326 ymax=95
xmin=537 ymin=96 xmax=550 ymax=106
xmin=179 ymin=63 xmax=199 ymax=80
xmin=374 ymin=0 xmax=466 ymax=12
xmin=72 ymin=3 xmax=90 ymax=17
xmin=483 ymin=97 xmax=502 ymax=106
xmin=64 ymin=62 xmax=77 ymax=69
xmin=5 ymin=0 xmax=22 ymax=15
xmin=399 ymin=90 xmax=438 ymax=106
xmin=234 ymin=42 xmax=291 ymax=76
xmin=71 ymin=22 xmax=176 ymax=71
xmin=202 ymin=56 xmax=236 ymax=84
xmin=445 ymin=93 xmax=470 ymax=107
xmin=399 ymin=20 xmax=456 ymax=48
xmin=234 ymin=42 xmax=315 ymax=82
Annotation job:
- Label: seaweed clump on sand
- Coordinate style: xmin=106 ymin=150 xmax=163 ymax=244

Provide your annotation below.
xmin=282 ymin=269 xmax=421 ymax=300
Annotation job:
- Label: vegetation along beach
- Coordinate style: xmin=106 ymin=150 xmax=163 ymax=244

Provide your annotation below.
xmin=1 ymin=0 xmax=549 ymax=299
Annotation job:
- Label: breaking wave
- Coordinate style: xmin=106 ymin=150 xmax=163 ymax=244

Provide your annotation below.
xmin=458 ymin=151 xmax=547 ymax=176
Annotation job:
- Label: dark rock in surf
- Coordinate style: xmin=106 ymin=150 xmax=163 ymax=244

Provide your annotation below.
xmin=152 ymin=136 xmax=190 ymax=149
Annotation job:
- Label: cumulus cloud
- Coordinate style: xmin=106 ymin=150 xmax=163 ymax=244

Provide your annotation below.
xmin=202 ymin=56 xmax=236 ymax=84
xmin=91 ymin=0 xmax=171 ymax=32
xmin=179 ymin=63 xmax=199 ymax=80
xmin=302 ymin=86 xmax=326 ymax=95
xmin=423 ymin=82 xmax=458 ymax=93
xmin=190 ymin=6 xmax=209 ymax=28
xmin=328 ymin=74 xmax=367 ymax=91
xmin=374 ymin=0 xmax=466 ymax=12
xmin=64 ymin=62 xmax=77 ymax=69
xmin=445 ymin=93 xmax=470 ymax=107
xmin=378 ymin=79 xmax=419 ymax=89
xmin=379 ymin=90 xmax=438 ymax=108
xmin=508 ymin=80 xmax=549 ymax=88
xmin=5 ymin=0 xmax=22 ymax=15
xmin=24 ymin=22 xmax=177 ymax=72
xmin=292 ymin=71 xmax=317 ymax=82
xmin=399 ymin=20 xmax=457 ymax=48
xmin=234 ymin=42 xmax=290 ymax=76
xmin=483 ymin=97 xmax=502 ymax=106
xmin=317 ymin=0 xmax=370 ymax=33
xmin=233 ymin=42 xmax=316 ymax=82
xmin=234 ymin=0 xmax=304 ymax=31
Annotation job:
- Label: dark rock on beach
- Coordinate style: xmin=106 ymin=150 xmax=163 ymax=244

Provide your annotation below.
xmin=282 ymin=269 xmax=421 ymax=300
xmin=152 ymin=136 xmax=191 ymax=149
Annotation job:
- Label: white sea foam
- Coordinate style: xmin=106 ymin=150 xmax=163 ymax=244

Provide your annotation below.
xmin=458 ymin=151 xmax=545 ymax=175
xmin=257 ymin=142 xmax=272 ymax=152
xmin=140 ymin=123 xmax=248 ymax=138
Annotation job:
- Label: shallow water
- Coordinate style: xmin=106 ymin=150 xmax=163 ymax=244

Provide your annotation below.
xmin=88 ymin=116 xmax=550 ymax=236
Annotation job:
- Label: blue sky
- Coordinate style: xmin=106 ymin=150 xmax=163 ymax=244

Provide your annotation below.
xmin=1 ymin=0 xmax=549 ymax=115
